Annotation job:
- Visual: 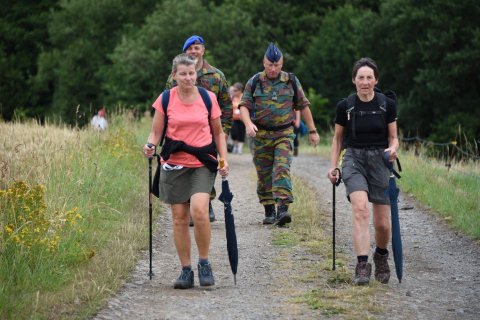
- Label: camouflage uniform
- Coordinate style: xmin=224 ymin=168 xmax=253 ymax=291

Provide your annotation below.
xmin=240 ymin=70 xmax=310 ymax=206
xmin=166 ymin=59 xmax=232 ymax=134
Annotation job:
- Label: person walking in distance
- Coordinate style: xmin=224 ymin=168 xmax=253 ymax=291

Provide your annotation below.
xmin=166 ymin=35 xmax=232 ymax=223
xmin=239 ymin=42 xmax=320 ymax=226
xmin=144 ymin=53 xmax=229 ymax=289
xmin=327 ymin=57 xmax=399 ymax=285
xmin=229 ymin=82 xmax=246 ymax=154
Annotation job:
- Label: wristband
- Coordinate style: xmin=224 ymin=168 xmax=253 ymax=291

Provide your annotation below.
xmin=309 ymin=129 xmax=317 ymax=134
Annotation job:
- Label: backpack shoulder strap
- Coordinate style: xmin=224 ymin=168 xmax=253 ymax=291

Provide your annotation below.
xmin=288 ymin=72 xmax=298 ymax=105
xmin=197 ymin=87 xmax=212 ymax=117
xmin=251 ymin=72 xmax=262 ymax=94
xmin=346 ymin=93 xmax=356 ymax=113
xmin=159 ymin=89 xmax=171 ymax=146
xmin=376 ymin=92 xmax=387 ymax=112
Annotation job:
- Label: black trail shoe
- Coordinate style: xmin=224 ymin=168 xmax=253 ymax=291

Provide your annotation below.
xmin=275 ymin=205 xmax=291 ymax=227
xmin=209 ymin=202 xmax=216 ymax=222
xmin=198 ymin=263 xmax=215 ymax=286
xmin=373 ymin=251 xmax=390 ymax=284
xmin=174 ymin=269 xmax=194 ymax=289
xmin=353 ymin=261 xmax=372 ymax=286
xmin=262 ymin=204 xmax=276 ymax=225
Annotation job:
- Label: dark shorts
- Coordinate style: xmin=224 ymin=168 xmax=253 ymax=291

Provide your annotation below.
xmin=159 ymin=165 xmax=216 ymax=204
xmin=341 ymin=148 xmax=390 ymax=205
xmin=231 ymin=120 xmax=246 ymax=142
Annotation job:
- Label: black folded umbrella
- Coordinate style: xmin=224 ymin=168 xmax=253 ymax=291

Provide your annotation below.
xmin=383 ymin=152 xmax=403 ymax=283
xmin=218 ymin=176 xmax=238 ymax=285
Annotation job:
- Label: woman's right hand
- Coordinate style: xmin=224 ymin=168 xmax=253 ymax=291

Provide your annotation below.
xmin=143 ymin=143 xmax=155 ymax=158
xmin=327 ymin=167 xmax=340 ymax=184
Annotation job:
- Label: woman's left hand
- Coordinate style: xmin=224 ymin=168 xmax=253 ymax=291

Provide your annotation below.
xmin=218 ymin=159 xmax=229 ymax=177
xmin=384 ymin=146 xmax=398 ymax=161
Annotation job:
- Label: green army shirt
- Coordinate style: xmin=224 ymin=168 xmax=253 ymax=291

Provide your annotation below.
xmin=239 ymin=70 xmax=310 ymax=138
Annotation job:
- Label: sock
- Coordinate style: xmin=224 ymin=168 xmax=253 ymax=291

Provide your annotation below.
xmin=198 ymin=258 xmax=209 ymax=266
xmin=238 ymin=142 xmax=244 ymax=153
xmin=375 ymin=247 xmax=388 ymax=256
xmin=182 ymin=265 xmax=192 ymax=271
xmin=357 ymin=255 xmax=368 ymax=263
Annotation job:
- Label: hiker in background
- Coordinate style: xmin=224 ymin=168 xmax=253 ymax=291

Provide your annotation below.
xmin=327 ymin=57 xmax=398 ymax=286
xmin=165 ymin=35 xmax=232 ymax=223
xmin=91 ymin=107 xmax=108 ymax=131
xmin=239 ymin=42 xmax=319 ymax=226
xmin=230 ymin=82 xmax=246 ymax=154
xmin=144 ymin=53 xmax=229 ymax=289
xmin=293 ymin=110 xmax=301 ymax=156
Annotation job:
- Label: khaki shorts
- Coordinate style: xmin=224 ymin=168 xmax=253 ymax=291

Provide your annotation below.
xmin=341 ymin=148 xmax=390 ymax=205
xmin=159 ymin=165 xmax=216 ymax=204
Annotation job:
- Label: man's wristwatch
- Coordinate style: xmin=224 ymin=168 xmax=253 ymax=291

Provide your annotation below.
xmin=309 ymin=129 xmax=317 ymax=134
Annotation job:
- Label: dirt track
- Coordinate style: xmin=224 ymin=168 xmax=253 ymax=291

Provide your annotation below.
xmin=93 ymin=153 xmax=480 ymax=320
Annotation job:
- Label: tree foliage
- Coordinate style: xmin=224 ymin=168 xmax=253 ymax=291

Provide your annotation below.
xmin=1 ymin=0 xmax=478 ymax=141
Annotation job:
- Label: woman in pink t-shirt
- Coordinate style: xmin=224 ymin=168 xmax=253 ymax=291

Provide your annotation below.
xmin=143 ymin=53 xmax=229 ymax=289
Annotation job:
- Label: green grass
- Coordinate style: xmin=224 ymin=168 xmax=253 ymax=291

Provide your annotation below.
xmin=398 ymin=153 xmax=480 ymax=239
xmin=0 ymin=114 xmax=157 ymax=319
xmin=271 ymin=175 xmax=384 ymax=318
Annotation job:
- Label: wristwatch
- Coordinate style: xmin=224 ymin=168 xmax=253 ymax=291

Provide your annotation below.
xmin=309 ymin=129 xmax=317 ymax=134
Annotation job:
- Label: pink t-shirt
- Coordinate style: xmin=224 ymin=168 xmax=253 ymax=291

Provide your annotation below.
xmin=152 ymin=87 xmax=221 ymax=167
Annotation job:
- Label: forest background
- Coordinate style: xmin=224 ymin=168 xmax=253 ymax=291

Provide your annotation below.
xmin=1 ymin=0 xmax=479 ymax=145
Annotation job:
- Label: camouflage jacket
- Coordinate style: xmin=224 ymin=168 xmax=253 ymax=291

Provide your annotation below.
xmin=239 ymin=70 xmax=310 ymax=138
xmin=165 ymin=59 xmax=232 ymax=133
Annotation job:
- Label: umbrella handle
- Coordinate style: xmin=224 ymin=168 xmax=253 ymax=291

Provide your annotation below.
xmin=219 ymin=158 xmax=227 ymax=181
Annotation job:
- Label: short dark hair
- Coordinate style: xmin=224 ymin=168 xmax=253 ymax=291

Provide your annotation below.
xmin=232 ymin=82 xmax=244 ymax=92
xmin=352 ymin=57 xmax=379 ymax=80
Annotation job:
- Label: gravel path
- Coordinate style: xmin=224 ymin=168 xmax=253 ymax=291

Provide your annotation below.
xmin=93 ymin=153 xmax=480 ymax=320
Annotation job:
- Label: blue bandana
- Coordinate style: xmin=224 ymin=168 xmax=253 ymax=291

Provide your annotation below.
xmin=265 ymin=42 xmax=282 ymax=62
xmin=182 ymin=35 xmax=204 ymax=52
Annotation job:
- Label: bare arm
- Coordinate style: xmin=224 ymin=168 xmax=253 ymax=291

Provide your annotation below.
xmin=385 ymin=121 xmax=399 ymax=161
xmin=143 ymin=109 xmax=165 ymax=157
xmin=240 ymin=106 xmax=257 ymax=138
xmin=210 ymin=117 xmax=229 ymax=177
xmin=300 ymin=106 xmax=320 ymax=146
xmin=327 ymin=124 xmax=344 ymax=183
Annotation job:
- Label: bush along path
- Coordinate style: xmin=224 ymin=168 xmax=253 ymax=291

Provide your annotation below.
xmin=93 ymin=153 xmax=480 ymax=320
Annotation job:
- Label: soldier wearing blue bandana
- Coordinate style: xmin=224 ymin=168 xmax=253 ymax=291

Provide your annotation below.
xmin=165 ymin=35 xmax=232 ymax=224
xmin=239 ymin=42 xmax=320 ymax=226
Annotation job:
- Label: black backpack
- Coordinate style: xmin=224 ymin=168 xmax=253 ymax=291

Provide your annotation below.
xmin=344 ymin=87 xmax=396 ymax=139
xmin=151 ymin=87 xmax=213 ymax=198
xmin=159 ymin=87 xmax=212 ymax=146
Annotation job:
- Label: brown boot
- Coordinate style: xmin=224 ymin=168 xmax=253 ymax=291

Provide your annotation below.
xmin=353 ymin=261 xmax=372 ymax=285
xmin=373 ymin=251 xmax=390 ymax=284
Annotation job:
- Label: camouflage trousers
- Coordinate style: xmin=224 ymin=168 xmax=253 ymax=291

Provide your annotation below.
xmin=253 ymin=134 xmax=294 ymax=206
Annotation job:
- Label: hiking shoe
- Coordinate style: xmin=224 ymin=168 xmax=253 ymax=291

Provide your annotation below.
xmin=373 ymin=251 xmax=390 ymax=284
xmin=353 ymin=261 xmax=372 ymax=286
xmin=197 ymin=263 xmax=215 ymax=286
xmin=174 ymin=268 xmax=194 ymax=289
xmin=275 ymin=205 xmax=291 ymax=227
xmin=262 ymin=204 xmax=276 ymax=225
xmin=209 ymin=202 xmax=215 ymax=222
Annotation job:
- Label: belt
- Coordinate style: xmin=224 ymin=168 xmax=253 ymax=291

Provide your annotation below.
xmin=255 ymin=122 xmax=293 ymax=131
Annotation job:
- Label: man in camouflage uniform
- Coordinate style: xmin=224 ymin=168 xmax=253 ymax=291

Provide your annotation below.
xmin=239 ymin=43 xmax=320 ymax=226
xmin=165 ymin=35 xmax=232 ymax=223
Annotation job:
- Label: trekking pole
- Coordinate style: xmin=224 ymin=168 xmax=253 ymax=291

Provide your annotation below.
xmin=147 ymin=143 xmax=155 ymax=280
xmin=332 ymin=168 xmax=342 ymax=271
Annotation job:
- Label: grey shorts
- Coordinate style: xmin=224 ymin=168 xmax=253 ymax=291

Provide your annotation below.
xmin=159 ymin=165 xmax=216 ymax=204
xmin=341 ymin=148 xmax=390 ymax=205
